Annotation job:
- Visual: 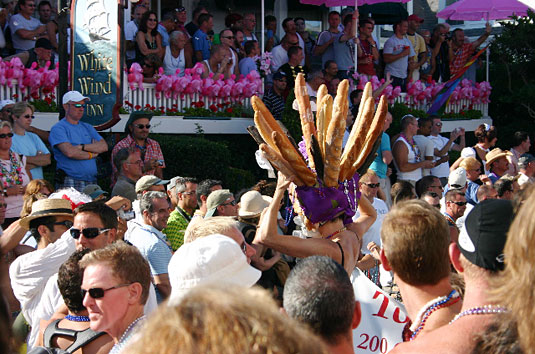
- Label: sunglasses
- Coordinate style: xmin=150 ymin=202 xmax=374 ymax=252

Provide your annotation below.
xmin=240 ymin=241 xmax=247 ymax=255
xmin=435 ymin=122 xmax=442 ymax=127
xmin=148 ymin=18 xmax=158 ymax=22
xmin=363 ymin=183 xmax=380 ymax=188
xmin=70 ymin=227 xmax=110 ymax=239
xmin=82 ymin=283 xmax=131 ymax=299
xmin=0 ymin=133 xmax=13 ymax=139
xmin=72 ymin=104 xmax=85 ymax=108
xmin=21 ymin=114 xmax=35 ymax=119
xmin=222 ymin=199 xmax=236 ymax=206
xmin=51 ymin=220 xmax=74 ymax=228
xmin=450 ymin=201 xmax=467 ymax=206
xmin=221 ymin=36 xmax=235 ymax=39
xmin=135 ymin=124 xmax=151 ymax=129
xmin=175 ymin=6 xmax=186 ymax=12
xmin=427 ymin=192 xmax=439 ymax=198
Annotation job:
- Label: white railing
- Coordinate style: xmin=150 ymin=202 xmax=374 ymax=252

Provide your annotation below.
xmin=0 ymin=81 xmax=488 ymax=118
xmin=393 ymin=93 xmax=489 ymax=117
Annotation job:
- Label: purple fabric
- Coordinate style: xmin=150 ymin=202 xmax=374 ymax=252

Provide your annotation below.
xmin=295 ymin=173 xmax=361 ymax=224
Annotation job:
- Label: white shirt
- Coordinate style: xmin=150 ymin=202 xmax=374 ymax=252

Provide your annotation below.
xmin=271 ymin=44 xmax=288 ymax=72
xmin=163 ymin=46 xmax=185 ymax=76
xmin=413 ymin=135 xmax=435 ymax=176
xmin=125 ymin=20 xmax=139 ymax=60
xmin=394 ymin=136 xmax=422 ymax=182
xmin=428 ymin=134 xmax=456 ymax=178
xmin=353 ymin=197 xmax=388 ymax=255
xmin=9 ymin=230 xmax=76 ymax=350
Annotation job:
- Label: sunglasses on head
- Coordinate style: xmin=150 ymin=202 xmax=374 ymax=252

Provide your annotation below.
xmin=51 ymin=220 xmax=74 ymax=228
xmin=70 ymin=227 xmax=110 ymax=239
xmin=363 ymin=183 xmax=380 ymax=188
xmin=450 ymin=201 xmax=467 ymax=206
xmin=72 ymin=103 xmax=85 ymax=108
xmin=135 ymin=124 xmax=151 ymax=129
xmin=82 ymin=283 xmax=131 ymax=299
xmin=0 ymin=133 xmax=13 ymax=139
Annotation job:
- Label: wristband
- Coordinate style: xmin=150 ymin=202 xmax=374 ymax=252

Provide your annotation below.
xmin=88 ymin=152 xmax=93 ymax=159
xmin=81 ymin=144 xmax=85 ymax=151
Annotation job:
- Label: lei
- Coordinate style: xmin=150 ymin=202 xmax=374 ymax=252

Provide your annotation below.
xmin=0 ymin=151 xmax=23 ymax=188
xmin=400 ymin=133 xmax=421 ymax=162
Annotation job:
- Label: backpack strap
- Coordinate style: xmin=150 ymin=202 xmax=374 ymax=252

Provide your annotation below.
xmin=42 ymin=319 xmax=106 ymax=353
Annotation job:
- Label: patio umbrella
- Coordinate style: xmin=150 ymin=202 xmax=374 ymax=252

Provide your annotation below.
xmin=437 ymin=0 xmax=533 ymax=81
xmin=437 ymin=0 xmax=532 ymax=21
xmin=299 ymin=0 xmax=410 ymax=72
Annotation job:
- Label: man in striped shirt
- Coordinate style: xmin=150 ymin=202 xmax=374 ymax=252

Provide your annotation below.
xmin=262 ymin=71 xmax=287 ymax=120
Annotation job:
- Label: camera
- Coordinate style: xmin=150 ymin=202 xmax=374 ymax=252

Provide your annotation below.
xmin=157 ymin=159 xmax=164 ymax=166
xmin=117 ymin=208 xmax=135 ymax=221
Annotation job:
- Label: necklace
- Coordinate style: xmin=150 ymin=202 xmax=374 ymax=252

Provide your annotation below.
xmin=449 ymin=305 xmax=508 ymax=325
xmin=0 ymin=150 xmax=23 ymax=188
xmin=110 ymin=315 xmax=146 ymax=354
xmin=400 ymin=133 xmax=421 ymax=162
xmin=410 ymin=289 xmax=460 ymax=340
xmin=325 ymin=226 xmax=346 ymax=240
xmin=443 ymin=213 xmax=456 ymax=227
xmin=289 ymin=65 xmax=303 ymax=79
xmin=65 ymin=314 xmax=90 ymax=322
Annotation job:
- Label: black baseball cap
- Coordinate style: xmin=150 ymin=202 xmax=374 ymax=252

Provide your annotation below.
xmin=273 ymin=71 xmax=287 ymax=81
xmin=35 ymin=38 xmax=53 ymax=50
xmin=457 ymin=199 xmax=514 ymax=271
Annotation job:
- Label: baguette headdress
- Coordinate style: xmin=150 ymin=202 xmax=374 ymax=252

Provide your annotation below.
xmin=250 ymin=74 xmax=387 ymax=229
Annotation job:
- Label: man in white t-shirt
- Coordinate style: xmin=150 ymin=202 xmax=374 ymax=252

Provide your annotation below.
xmin=428 ymin=116 xmax=465 ymax=186
xmin=282 ymin=17 xmax=305 ymax=66
xmin=413 ymin=117 xmax=437 ymax=177
xmin=354 ymin=170 xmax=389 ymax=286
xmin=382 ymin=20 xmax=416 ymax=92
xmin=125 ymin=4 xmax=147 ymax=65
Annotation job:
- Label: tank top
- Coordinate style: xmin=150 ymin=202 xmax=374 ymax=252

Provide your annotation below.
xmin=163 ymin=45 xmax=185 ymax=75
xmin=394 ymin=136 xmax=422 ymax=181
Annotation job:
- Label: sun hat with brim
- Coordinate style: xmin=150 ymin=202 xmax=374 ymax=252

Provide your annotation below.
xmin=167 ymin=234 xmax=261 ymax=306
xmin=485 ymin=148 xmax=512 ymax=167
xmin=135 ymin=175 xmax=169 ymax=193
xmin=205 ymin=189 xmax=234 ymax=218
xmin=19 ymin=198 xmax=74 ymax=230
xmin=125 ymin=111 xmax=154 ymax=133
xmin=239 ymin=190 xmax=270 ymax=217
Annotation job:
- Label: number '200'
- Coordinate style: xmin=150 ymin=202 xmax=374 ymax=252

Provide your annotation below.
xmin=357 ymin=334 xmax=388 ymax=353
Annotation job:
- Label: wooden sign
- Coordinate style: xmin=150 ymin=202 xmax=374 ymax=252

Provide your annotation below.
xmin=71 ymin=0 xmax=122 ymax=130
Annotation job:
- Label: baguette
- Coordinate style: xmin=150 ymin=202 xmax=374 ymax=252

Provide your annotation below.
xmin=356 ymin=81 xmax=373 ymax=123
xmin=254 ymin=111 xmax=278 ymax=152
xmin=316 ymin=94 xmax=333 ymax=161
xmin=323 ymin=79 xmax=349 ymax=187
xmin=260 ymin=143 xmax=305 ymax=186
xmin=273 ymin=131 xmax=317 ymax=186
xmin=339 ymin=96 xmax=375 ymax=181
xmin=294 ymin=73 xmax=316 ymax=169
xmin=316 ymin=84 xmax=328 ymax=110
xmin=251 ymin=95 xmax=288 ymax=141
xmin=350 ymin=95 xmax=388 ymax=177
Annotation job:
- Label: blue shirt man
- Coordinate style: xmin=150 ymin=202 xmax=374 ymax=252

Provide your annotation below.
xmin=192 ymin=13 xmax=213 ymax=62
xmin=49 ymin=91 xmax=108 ymax=191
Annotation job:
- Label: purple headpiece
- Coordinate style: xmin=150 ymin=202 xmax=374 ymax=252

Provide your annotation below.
xmin=295 ymin=173 xmax=360 ymax=225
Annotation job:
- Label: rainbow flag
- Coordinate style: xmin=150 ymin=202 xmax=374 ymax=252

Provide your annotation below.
xmin=427 ymin=45 xmax=489 ymax=116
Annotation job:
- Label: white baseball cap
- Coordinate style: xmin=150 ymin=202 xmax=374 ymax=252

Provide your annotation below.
xmin=167 ymin=234 xmax=261 ymax=306
xmin=62 ymin=91 xmax=90 ymax=105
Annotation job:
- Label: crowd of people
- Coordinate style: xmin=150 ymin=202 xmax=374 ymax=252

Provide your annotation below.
xmin=0 ymin=1 xmax=532 ymax=354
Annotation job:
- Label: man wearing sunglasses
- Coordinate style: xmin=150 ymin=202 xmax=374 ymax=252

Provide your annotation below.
xmin=204 ymin=189 xmax=237 ymax=218
xmin=444 ymin=189 xmax=467 ymax=232
xmin=49 ymin=91 xmax=108 ymax=192
xmin=10 ymin=198 xmax=74 ymax=349
xmin=353 ymin=170 xmax=389 ymax=284
xmin=163 ymin=177 xmax=198 ymax=251
xmin=8 ymin=0 xmax=47 ymax=53
xmin=125 ymin=192 xmax=172 ymax=303
xmin=111 ymin=110 xmax=165 ymax=186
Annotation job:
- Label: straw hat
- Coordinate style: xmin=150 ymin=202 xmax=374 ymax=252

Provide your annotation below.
xmin=485 ymin=148 xmax=512 ymax=167
xmin=19 ymin=198 xmax=74 ymax=230
xmin=238 ymin=191 xmax=270 ymax=217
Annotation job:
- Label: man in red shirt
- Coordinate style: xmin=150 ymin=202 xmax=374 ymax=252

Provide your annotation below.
xmin=357 ymin=18 xmax=379 ymax=77
xmin=449 ymin=23 xmax=491 ymax=77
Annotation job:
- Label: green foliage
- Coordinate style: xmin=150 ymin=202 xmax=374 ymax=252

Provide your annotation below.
xmin=30 ymin=99 xmax=58 ymax=112
xmin=122 ymin=101 xmax=253 ymax=118
xmin=489 ymin=10 xmax=535 ymax=147
xmin=281 ymin=91 xmax=302 ymax=139
xmin=441 ymin=109 xmax=482 ymax=120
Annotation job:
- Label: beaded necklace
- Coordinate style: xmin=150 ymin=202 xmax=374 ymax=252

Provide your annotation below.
xmin=449 ymin=305 xmax=508 ymax=325
xmin=325 ymin=226 xmax=346 ymax=240
xmin=410 ymin=289 xmax=460 ymax=340
xmin=65 ymin=314 xmax=90 ymax=322
xmin=400 ymin=133 xmax=421 ymax=162
xmin=289 ymin=65 xmax=304 ymax=79
xmin=0 ymin=151 xmax=23 ymax=188
xmin=443 ymin=212 xmax=456 ymax=227
xmin=110 ymin=315 xmax=145 ymax=354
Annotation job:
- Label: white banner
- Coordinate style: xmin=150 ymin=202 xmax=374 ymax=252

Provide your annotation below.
xmin=351 ymin=269 xmax=409 ymax=353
